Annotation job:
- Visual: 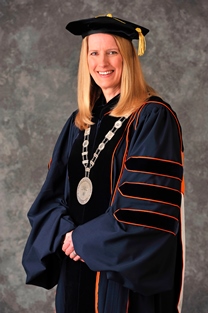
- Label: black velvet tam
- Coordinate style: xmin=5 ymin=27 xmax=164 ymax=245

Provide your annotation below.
xmin=66 ymin=14 xmax=149 ymax=40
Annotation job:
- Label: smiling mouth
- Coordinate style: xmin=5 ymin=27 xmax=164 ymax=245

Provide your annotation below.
xmin=98 ymin=71 xmax=113 ymax=75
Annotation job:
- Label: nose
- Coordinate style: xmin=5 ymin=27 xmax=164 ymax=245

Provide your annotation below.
xmin=98 ymin=53 xmax=109 ymax=67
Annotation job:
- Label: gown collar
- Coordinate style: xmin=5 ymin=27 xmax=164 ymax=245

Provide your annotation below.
xmin=92 ymin=93 xmax=120 ymax=119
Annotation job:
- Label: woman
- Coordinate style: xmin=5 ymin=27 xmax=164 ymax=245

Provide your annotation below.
xmin=22 ymin=14 xmax=185 ymax=313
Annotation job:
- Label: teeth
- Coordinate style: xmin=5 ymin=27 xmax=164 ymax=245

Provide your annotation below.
xmin=98 ymin=71 xmax=112 ymax=75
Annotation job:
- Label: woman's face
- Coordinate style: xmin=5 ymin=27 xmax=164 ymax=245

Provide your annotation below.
xmin=87 ymin=33 xmax=123 ymax=101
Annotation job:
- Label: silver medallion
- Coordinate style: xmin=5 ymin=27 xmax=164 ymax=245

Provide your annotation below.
xmin=77 ymin=177 xmax=93 ymax=205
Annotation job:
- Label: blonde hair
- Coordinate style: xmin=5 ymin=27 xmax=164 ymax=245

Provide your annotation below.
xmin=75 ymin=35 xmax=158 ymax=130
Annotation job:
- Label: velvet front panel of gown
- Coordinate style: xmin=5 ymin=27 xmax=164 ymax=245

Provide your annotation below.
xmin=55 ymin=95 xmax=130 ymax=313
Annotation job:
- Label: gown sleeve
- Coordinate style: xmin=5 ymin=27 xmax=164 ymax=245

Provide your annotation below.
xmin=72 ymin=101 xmax=184 ymax=295
xmin=22 ymin=111 xmax=79 ymax=289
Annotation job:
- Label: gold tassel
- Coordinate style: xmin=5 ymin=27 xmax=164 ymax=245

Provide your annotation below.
xmin=135 ymin=27 xmax=146 ymax=56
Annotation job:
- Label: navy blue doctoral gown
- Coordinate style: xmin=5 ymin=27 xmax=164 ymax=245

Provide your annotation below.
xmin=22 ymin=96 xmax=185 ymax=313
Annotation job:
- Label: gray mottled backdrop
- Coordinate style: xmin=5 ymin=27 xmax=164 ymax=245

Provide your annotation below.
xmin=0 ymin=0 xmax=207 ymax=312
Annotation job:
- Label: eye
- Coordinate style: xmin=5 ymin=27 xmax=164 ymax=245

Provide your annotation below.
xmin=108 ymin=50 xmax=118 ymax=55
xmin=89 ymin=51 xmax=98 ymax=56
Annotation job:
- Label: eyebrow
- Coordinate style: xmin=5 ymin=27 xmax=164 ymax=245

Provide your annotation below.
xmin=88 ymin=47 xmax=120 ymax=51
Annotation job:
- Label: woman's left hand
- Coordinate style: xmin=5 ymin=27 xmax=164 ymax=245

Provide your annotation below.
xmin=62 ymin=231 xmax=83 ymax=262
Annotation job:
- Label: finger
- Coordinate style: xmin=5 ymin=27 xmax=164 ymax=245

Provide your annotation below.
xmin=62 ymin=241 xmax=73 ymax=252
xmin=69 ymin=250 xmax=78 ymax=259
xmin=62 ymin=242 xmax=68 ymax=252
xmin=62 ymin=241 xmax=70 ymax=252
xmin=69 ymin=250 xmax=77 ymax=258
xmin=64 ymin=246 xmax=74 ymax=256
xmin=62 ymin=238 xmax=74 ymax=253
xmin=73 ymin=255 xmax=81 ymax=262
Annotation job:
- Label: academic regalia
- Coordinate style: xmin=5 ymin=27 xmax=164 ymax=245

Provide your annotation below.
xmin=22 ymin=95 xmax=185 ymax=313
